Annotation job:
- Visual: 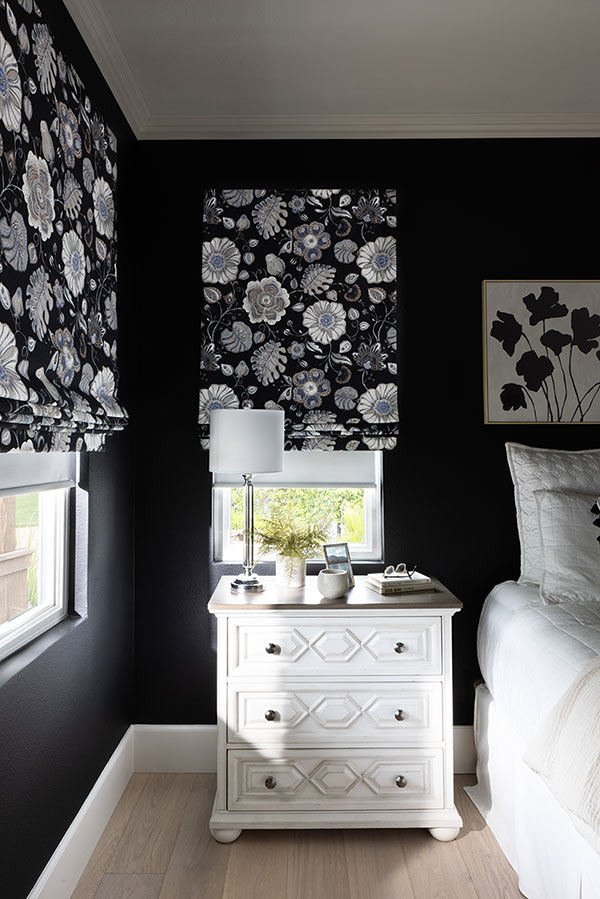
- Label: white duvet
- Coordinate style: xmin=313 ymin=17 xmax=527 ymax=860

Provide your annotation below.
xmin=477 ymin=580 xmax=600 ymax=748
xmin=524 ymin=655 xmax=600 ymax=856
xmin=477 ymin=581 xmax=600 ymax=858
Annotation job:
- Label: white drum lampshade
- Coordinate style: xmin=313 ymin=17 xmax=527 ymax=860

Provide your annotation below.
xmin=209 ymin=408 xmax=284 ymax=594
xmin=209 ymin=409 xmax=284 ymax=475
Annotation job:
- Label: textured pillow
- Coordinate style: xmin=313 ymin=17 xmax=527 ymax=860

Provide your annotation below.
xmin=506 ymin=443 xmax=600 ymax=585
xmin=535 ymin=489 xmax=600 ymax=604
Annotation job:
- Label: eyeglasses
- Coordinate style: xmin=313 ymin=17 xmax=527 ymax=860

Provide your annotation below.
xmin=383 ymin=563 xmax=417 ymax=579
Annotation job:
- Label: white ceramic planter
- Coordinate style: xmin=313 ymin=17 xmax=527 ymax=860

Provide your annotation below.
xmin=317 ymin=567 xmax=349 ymax=599
xmin=275 ymin=555 xmax=306 ymax=587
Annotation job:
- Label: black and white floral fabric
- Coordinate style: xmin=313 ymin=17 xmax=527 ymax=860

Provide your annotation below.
xmin=200 ymin=188 xmax=398 ymax=451
xmin=0 ymin=0 xmax=126 ymax=452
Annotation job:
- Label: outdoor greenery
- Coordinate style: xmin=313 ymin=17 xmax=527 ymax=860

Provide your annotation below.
xmin=15 ymin=493 xmax=38 ymax=528
xmin=15 ymin=495 xmax=39 ymax=607
xmin=231 ymin=488 xmax=365 ymax=552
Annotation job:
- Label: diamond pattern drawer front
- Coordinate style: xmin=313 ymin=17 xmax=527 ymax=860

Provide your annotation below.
xmin=227 ymin=682 xmax=444 ymax=744
xmin=227 ymin=616 xmax=442 ymax=677
xmin=227 ymin=748 xmax=444 ymax=811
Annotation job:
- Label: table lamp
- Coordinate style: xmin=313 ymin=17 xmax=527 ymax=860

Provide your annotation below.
xmin=209 ymin=408 xmax=284 ymax=593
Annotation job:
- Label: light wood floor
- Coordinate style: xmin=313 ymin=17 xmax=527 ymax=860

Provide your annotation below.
xmin=72 ymin=774 xmax=524 ymax=899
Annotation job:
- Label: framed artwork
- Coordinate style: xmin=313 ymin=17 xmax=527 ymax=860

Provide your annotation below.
xmin=484 ymin=281 xmax=600 ymax=423
xmin=323 ymin=542 xmax=354 ymax=586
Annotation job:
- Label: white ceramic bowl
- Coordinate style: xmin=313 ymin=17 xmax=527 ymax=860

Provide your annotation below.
xmin=317 ymin=568 xmax=349 ymax=599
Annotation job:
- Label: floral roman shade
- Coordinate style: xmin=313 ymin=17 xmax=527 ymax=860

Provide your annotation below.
xmin=0 ymin=2 xmax=126 ymax=452
xmin=200 ymin=188 xmax=398 ymax=451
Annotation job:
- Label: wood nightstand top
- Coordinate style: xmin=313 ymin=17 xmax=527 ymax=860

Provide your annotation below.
xmin=208 ymin=575 xmax=462 ymax=612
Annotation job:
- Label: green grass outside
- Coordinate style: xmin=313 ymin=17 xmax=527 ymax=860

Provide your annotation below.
xmin=15 ymin=493 xmax=39 ymax=528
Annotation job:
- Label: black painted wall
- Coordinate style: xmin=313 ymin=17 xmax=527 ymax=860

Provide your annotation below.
xmin=133 ymin=137 xmax=600 ymax=728
xmin=2 ymin=5 xmax=600 ymax=896
xmin=0 ymin=3 xmax=136 ymax=897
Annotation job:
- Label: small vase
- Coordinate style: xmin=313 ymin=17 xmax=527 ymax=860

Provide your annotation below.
xmin=275 ymin=554 xmax=306 ymax=587
xmin=317 ymin=568 xmax=349 ymax=599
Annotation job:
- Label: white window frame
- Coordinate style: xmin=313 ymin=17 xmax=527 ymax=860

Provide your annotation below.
xmin=0 ymin=453 xmax=76 ymax=662
xmin=212 ymin=451 xmax=383 ymax=563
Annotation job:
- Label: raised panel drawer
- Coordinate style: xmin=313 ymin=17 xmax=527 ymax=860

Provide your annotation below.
xmin=227 ymin=616 xmax=442 ymax=677
xmin=228 ymin=748 xmax=444 ymax=811
xmin=227 ymin=682 xmax=443 ymax=744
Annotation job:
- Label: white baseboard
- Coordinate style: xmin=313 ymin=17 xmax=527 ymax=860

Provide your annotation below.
xmin=28 ymin=723 xmax=475 ymax=898
xmin=453 ymin=725 xmax=476 ymax=774
xmin=27 ymin=726 xmax=135 ymax=899
xmin=133 ymin=723 xmax=475 ymax=776
xmin=134 ymin=724 xmax=217 ymax=773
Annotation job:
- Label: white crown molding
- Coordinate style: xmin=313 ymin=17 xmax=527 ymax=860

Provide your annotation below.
xmin=140 ymin=112 xmax=600 ymax=141
xmin=59 ymin=0 xmax=600 ymax=141
xmin=62 ymin=0 xmax=149 ymax=138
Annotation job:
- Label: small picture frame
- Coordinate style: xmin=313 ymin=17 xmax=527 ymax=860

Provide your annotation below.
xmin=323 ymin=543 xmax=355 ymax=587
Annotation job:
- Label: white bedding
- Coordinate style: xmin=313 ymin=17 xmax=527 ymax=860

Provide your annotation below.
xmin=477 ymin=579 xmax=600 ymax=747
xmin=469 ymin=580 xmax=600 ymax=898
xmin=525 ymin=655 xmax=600 ymax=855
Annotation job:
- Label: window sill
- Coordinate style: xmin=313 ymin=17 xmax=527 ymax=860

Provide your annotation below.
xmin=0 ymin=614 xmax=85 ymax=690
xmin=212 ymin=560 xmax=385 ymax=576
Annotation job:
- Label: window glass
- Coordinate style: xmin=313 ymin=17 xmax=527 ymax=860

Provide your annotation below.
xmin=213 ymin=452 xmax=382 ymax=562
xmin=0 ymin=487 xmax=69 ymax=661
xmin=232 ymin=487 xmax=367 ymax=548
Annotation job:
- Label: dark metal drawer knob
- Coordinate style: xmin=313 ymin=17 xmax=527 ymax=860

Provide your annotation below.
xmin=265 ymin=776 xmax=277 ymax=790
xmin=395 ymin=775 xmax=408 ymax=789
xmin=394 ymin=641 xmax=406 ymax=654
xmin=394 ymin=709 xmax=405 ymax=721
xmin=265 ymin=709 xmax=277 ymax=721
xmin=265 ymin=643 xmax=280 ymax=655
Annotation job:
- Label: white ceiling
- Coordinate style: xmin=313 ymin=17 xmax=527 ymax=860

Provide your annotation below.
xmin=64 ymin=0 xmax=600 ymax=140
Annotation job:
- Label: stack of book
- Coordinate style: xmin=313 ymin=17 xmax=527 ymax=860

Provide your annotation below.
xmin=365 ymin=571 xmax=433 ymax=595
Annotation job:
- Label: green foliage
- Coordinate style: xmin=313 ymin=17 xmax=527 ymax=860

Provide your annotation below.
xmin=339 ymin=502 xmax=365 ymax=544
xmin=15 ymin=493 xmax=38 ymax=528
xmin=255 ymin=516 xmax=329 ymax=561
xmin=231 ymin=487 xmax=365 ymax=547
xmin=26 ymin=545 xmax=38 ymax=608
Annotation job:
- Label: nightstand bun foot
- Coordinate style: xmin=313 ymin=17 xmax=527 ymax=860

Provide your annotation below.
xmin=428 ymin=826 xmax=460 ymax=842
xmin=210 ymin=826 xmax=242 ymax=843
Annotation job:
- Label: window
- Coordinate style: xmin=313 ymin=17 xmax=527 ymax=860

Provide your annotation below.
xmin=0 ymin=453 xmax=75 ymax=662
xmin=213 ymin=451 xmax=382 ymax=562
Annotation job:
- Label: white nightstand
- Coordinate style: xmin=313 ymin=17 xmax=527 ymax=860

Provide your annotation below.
xmin=208 ymin=575 xmax=462 ymax=843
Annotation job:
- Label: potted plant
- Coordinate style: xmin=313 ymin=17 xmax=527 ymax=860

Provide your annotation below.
xmin=256 ymin=515 xmax=329 ymax=587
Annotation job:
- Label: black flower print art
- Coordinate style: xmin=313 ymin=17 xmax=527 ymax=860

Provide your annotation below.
xmin=500 ymin=382 xmax=527 ymax=412
xmin=540 ymin=329 xmax=571 ymax=357
xmin=486 ymin=282 xmax=600 ymax=422
xmin=515 ymin=350 xmax=554 ymax=392
xmin=523 ymin=286 xmax=568 ymax=326
xmin=571 ymin=308 xmax=600 ymax=354
xmin=200 ymin=188 xmax=399 ymax=450
xmin=490 ymin=312 xmax=522 ymax=356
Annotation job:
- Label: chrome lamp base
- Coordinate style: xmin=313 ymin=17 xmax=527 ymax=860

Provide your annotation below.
xmin=228 ymin=473 xmax=265 ymax=594
xmin=230 ymin=574 xmax=265 ymax=594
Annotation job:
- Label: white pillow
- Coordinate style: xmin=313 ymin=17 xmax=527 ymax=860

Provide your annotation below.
xmin=535 ymin=489 xmax=600 ymax=604
xmin=506 ymin=442 xmax=600 ymax=585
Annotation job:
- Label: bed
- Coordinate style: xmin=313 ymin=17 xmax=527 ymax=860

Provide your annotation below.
xmin=466 ymin=443 xmax=600 ymax=899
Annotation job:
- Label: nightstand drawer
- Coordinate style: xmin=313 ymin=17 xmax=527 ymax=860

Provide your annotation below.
xmin=227 ymin=748 xmax=444 ymax=811
xmin=228 ymin=617 xmax=442 ymax=677
xmin=227 ymin=682 xmax=443 ymax=744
